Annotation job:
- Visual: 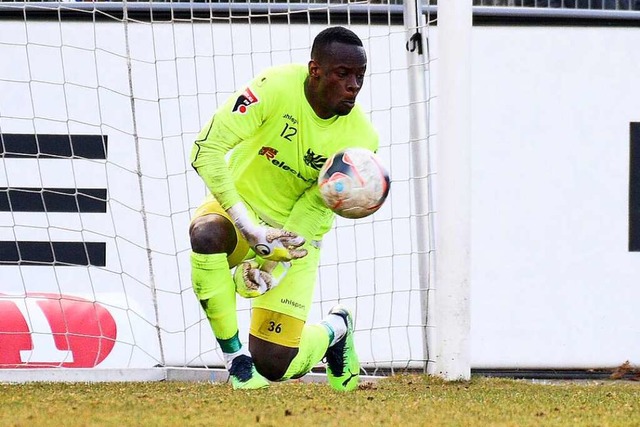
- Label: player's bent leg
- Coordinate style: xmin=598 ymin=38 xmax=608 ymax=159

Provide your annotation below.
xmin=249 ymin=322 xmax=334 ymax=381
xmin=248 ymin=306 xmax=358 ymax=387
xmin=190 ymin=212 xmax=242 ymax=344
xmin=247 ymin=243 xmax=360 ymax=389
xmin=190 ymin=210 xmax=267 ymax=389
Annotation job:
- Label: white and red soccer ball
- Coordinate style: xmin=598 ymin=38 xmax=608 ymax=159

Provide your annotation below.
xmin=318 ymin=148 xmax=390 ymax=219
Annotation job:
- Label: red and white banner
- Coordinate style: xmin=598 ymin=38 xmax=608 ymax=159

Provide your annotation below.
xmin=0 ymin=293 xmax=117 ymax=368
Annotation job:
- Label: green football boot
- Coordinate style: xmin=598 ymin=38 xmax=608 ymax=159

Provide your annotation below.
xmin=324 ymin=305 xmax=360 ymax=391
xmin=228 ymin=355 xmax=270 ymax=390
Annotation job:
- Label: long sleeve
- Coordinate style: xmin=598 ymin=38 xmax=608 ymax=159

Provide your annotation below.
xmin=283 ymin=184 xmax=335 ymax=242
xmin=190 ymin=116 xmax=244 ymax=209
xmin=190 ymin=81 xmax=268 ymax=210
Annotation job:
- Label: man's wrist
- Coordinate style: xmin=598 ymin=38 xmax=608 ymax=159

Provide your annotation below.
xmin=226 ymin=202 xmax=254 ymax=235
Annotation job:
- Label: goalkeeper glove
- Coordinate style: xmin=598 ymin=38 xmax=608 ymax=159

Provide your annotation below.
xmin=227 ymin=202 xmax=307 ymax=262
xmin=233 ymin=258 xmax=290 ymax=298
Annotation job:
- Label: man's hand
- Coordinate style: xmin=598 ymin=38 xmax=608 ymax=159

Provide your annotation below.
xmin=233 ymin=259 xmax=290 ymax=298
xmin=227 ymin=202 xmax=307 ymax=262
xmin=249 ymin=227 xmax=307 ymax=261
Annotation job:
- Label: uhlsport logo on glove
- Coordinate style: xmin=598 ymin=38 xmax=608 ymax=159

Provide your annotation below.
xmin=254 ymin=243 xmax=271 ymax=256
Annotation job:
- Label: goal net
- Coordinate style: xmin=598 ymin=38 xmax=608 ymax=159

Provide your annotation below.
xmin=0 ymin=1 xmax=435 ymax=378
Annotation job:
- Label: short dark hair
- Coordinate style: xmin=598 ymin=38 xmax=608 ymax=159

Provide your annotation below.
xmin=311 ymin=26 xmax=363 ymax=61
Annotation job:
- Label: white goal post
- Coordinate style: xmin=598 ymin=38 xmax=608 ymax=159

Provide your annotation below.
xmin=0 ymin=1 xmax=470 ymax=381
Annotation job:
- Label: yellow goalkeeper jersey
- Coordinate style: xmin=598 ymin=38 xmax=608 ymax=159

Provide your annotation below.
xmin=191 ymin=63 xmax=379 ymax=241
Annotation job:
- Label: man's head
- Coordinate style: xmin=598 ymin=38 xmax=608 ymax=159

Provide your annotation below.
xmin=306 ymin=26 xmax=367 ymax=119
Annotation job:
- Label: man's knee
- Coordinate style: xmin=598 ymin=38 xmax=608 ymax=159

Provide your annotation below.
xmin=249 ymin=335 xmax=298 ymax=381
xmin=189 ymin=214 xmax=237 ymax=254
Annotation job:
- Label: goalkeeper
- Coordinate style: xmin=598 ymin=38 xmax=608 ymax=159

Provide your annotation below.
xmin=189 ymin=26 xmax=378 ymax=391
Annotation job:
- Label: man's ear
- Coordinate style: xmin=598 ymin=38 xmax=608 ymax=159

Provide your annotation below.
xmin=308 ymin=59 xmax=320 ymax=78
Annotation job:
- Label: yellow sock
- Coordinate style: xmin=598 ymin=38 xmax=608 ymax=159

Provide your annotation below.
xmin=191 ymin=252 xmax=240 ymax=350
xmin=282 ymin=323 xmax=331 ymax=380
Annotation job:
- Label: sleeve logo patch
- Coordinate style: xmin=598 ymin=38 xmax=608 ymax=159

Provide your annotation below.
xmin=232 ymin=88 xmax=259 ymax=114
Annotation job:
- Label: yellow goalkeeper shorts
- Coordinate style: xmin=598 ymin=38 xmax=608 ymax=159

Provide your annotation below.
xmin=252 ymin=241 xmax=320 ymax=322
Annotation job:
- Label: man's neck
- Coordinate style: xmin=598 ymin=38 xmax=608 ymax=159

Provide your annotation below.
xmin=303 ymin=76 xmax=331 ymax=119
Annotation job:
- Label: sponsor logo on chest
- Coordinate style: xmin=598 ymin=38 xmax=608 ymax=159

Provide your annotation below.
xmin=258 ymin=146 xmax=315 ymax=184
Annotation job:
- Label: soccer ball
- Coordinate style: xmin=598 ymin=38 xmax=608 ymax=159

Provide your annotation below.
xmin=318 ymin=148 xmax=390 ymax=219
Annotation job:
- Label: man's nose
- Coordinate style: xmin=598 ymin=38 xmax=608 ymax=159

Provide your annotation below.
xmin=346 ymin=75 xmax=360 ymax=93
